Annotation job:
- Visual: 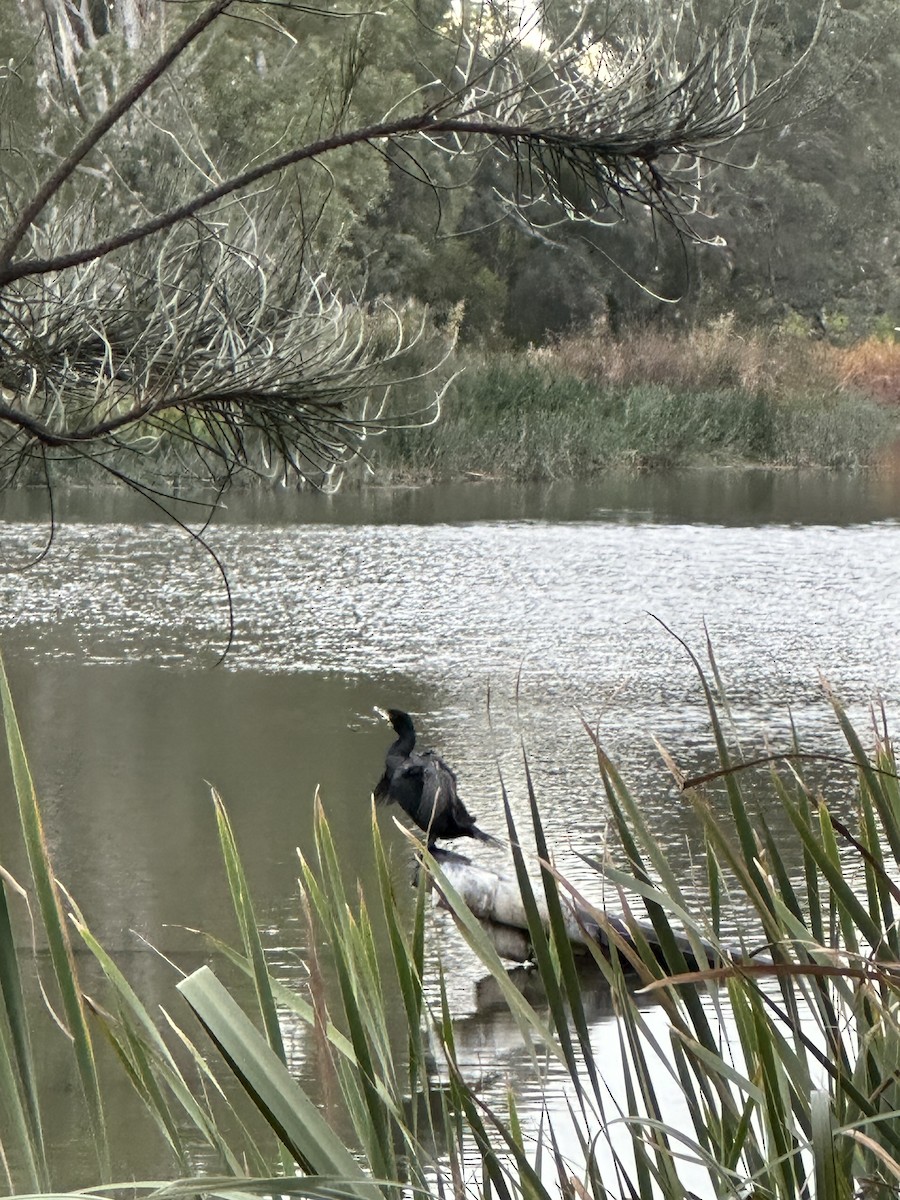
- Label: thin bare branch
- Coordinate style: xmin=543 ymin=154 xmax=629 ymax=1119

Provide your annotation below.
xmin=0 ymin=0 xmax=233 ymax=273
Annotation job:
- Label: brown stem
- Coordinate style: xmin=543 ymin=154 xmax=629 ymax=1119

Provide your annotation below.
xmin=0 ymin=396 xmax=154 ymax=446
xmin=0 ymin=0 xmax=233 ymax=273
xmin=0 ymin=115 xmax=671 ymax=286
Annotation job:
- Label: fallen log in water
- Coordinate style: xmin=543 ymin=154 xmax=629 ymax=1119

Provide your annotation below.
xmin=424 ymin=847 xmax=742 ymax=970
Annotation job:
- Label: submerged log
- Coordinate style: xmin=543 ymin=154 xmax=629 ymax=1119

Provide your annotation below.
xmin=424 ymin=847 xmax=741 ymax=971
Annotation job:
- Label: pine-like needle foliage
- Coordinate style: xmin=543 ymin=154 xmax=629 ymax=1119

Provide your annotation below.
xmin=0 ymin=0 xmax=818 ymax=498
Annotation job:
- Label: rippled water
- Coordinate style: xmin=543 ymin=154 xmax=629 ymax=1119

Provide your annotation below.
xmin=1 ymin=472 xmax=898 ymax=1185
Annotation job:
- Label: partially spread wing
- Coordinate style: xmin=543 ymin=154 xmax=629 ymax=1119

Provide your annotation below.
xmin=419 ymin=752 xmax=481 ymax=837
xmin=375 ymin=743 xmax=424 ymax=807
xmin=374 ymin=742 xmax=484 ymax=841
xmin=420 ymin=749 xmax=458 ymax=787
xmin=417 ymin=756 xmax=449 ymax=830
xmin=373 ymin=769 xmax=392 ymax=804
xmin=387 ymin=758 xmax=428 ymax=820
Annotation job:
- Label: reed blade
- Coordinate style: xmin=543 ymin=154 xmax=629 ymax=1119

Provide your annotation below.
xmin=177 ymin=965 xmax=376 ymax=1195
xmin=0 ymin=866 xmax=47 ymax=1190
xmin=0 ymin=648 xmax=110 ymax=1180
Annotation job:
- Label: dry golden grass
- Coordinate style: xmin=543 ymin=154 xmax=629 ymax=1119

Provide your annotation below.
xmin=828 ymin=338 xmax=900 ymax=405
xmin=370 ymin=318 xmax=900 ymax=481
xmin=540 ymin=316 xmax=898 ymax=405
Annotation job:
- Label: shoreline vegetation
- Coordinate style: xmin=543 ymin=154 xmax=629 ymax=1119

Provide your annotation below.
xmin=5 ymin=319 xmax=900 ymax=494
xmin=363 ymin=320 xmax=900 ymax=485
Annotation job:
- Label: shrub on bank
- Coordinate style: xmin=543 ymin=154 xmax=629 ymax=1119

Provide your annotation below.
xmin=372 ymin=344 xmax=896 ymax=480
xmin=831 ymin=336 xmax=900 ymax=405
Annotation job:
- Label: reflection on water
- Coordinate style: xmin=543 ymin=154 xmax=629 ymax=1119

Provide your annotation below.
xmin=0 ymin=471 xmax=898 ymax=1185
xmin=2 ymin=467 xmax=900 ymax=527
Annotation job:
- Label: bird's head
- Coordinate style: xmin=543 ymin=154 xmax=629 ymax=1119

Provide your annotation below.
xmin=374 ymin=706 xmax=416 ymax=737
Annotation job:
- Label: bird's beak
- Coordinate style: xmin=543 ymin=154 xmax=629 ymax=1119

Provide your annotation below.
xmin=373 ymin=706 xmax=389 ymax=721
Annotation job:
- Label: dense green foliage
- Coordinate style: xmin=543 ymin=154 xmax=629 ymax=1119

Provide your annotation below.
xmin=345 ymin=0 xmax=900 ymax=343
xmin=6 ymin=0 xmax=816 ymax=498
xmin=368 ymin=346 xmax=896 ymax=480
xmin=0 ymin=0 xmax=896 ymax=501
xmin=3 ymin=0 xmax=897 ymax=350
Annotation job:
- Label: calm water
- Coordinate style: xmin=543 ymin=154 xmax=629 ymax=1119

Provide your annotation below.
xmin=1 ymin=469 xmax=899 ymax=1185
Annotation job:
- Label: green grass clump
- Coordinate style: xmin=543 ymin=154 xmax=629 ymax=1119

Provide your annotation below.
xmin=770 ymin=390 xmax=894 ymax=466
xmin=392 ymin=361 xmax=607 ymax=478
xmin=372 ymin=354 xmax=894 ymax=480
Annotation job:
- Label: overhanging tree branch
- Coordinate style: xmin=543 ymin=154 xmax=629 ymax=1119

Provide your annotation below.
xmin=0 ymin=0 xmax=234 ymax=274
xmin=0 ymin=1 xmax=816 ymax=289
xmin=0 ymin=0 xmax=819 ymax=493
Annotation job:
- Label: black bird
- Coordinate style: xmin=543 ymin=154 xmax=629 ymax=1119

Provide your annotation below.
xmin=374 ymin=708 xmax=496 ymax=849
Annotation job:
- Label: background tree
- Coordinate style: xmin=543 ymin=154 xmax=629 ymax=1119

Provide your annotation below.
xmin=572 ymin=0 xmax=900 ymax=336
xmin=366 ymin=0 xmax=900 ymax=343
xmin=0 ymin=0 xmax=814 ymax=515
xmin=700 ymin=0 xmax=900 ymax=335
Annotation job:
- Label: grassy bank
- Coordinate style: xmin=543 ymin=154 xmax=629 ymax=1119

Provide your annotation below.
xmin=3 ymin=317 xmax=897 ymax=492
xmin=369 ymin=322 xmax=900 ymax=482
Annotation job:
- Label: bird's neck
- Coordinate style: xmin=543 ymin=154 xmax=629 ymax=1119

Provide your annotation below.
xmin=390 ymin=727 xmax=416 ymax=758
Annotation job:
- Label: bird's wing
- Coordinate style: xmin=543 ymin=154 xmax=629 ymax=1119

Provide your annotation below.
xmin=423 ymin=748 xmax=458 ymax=785
xmin=421 ymin=753 xmax=473 ymax=829
xmin=373 ymin=770 xmax=393 ymax=804
xmin=391 ymin=759 xmax=427 ymax=806
xmin=422 ymin=753 xmax=479 ymax=827
xmin=396 ymin=760 xmax=426 ymax=783
xmin=376 ymin=742 xmax=426 ymax=805
xmin=417 ymin=756 xmax=444 ymax=800
xmin=448 ymin=792 xmax=478 ymax=825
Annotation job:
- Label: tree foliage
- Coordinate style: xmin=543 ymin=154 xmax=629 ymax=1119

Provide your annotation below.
xmin=719 ymin=0 xmax=900 ymax=333
xmin=0 ymin=0 xmax=819 ymax=514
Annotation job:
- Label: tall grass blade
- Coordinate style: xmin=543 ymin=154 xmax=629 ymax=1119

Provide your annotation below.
xmin=0 ymin=648 xmax=110 ymax=1180
xmin=67 ymin=893 xmax=249 ymax=1175
xmin=421 ymin=850 xmax=572 ymax=1070
xmin=522 ymin=752 xmax=604 ymax=1110
xmin=371 ymin=811 xmax=435 ymax=1172
xmin=159 ymin=1006 xmax=273 ymax=1177
xmin=0 ymin=868 xmax=47 ymax=1190
xmin=810 ymin=1089 xmax=843 ymax=1200
xmin=665 ymin=625 xmax=774 ymax=909
xmin=774 ymin=788 xmax=879 ymax=954
xmin=177 ymin=965 xmax=377 ymax=1195
xmin=2 ymin=1182 xmax=404 ymax=1200
xmin=590 ymin=746 xmax=721 ymax=1057
xmin=88 ymin=1002 xmax=190 ymax=1174
xmin=499 ymin=777 xmax=586 ymax=1109
xmin=434 ymin=969 xmax=517 ymax=1200
xmin=212 ymin=788 xmax=286 ymax=1064
xmin=302 ymin=806 xmax=399 ymax=1185
xmin=828 ymin=688 xmax=900 ymax=865
xmin=0 ymin=995 xmax=43 ymax=1192
xmin=200 ymin=934 xmax=364 ymax=1071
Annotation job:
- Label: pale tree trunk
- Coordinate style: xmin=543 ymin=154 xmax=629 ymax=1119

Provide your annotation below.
xmin=32 ymin=0 xmax=156 ymax=86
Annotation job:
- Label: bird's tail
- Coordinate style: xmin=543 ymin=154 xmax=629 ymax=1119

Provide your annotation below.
xmin=373 ymin=773 xmax=392 ymax=805
xmin=470 ymin=824 xmax=502 ymax=847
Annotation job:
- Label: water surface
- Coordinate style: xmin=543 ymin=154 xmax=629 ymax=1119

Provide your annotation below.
xmin=0 ymin=469 xmax=898 ymax=1185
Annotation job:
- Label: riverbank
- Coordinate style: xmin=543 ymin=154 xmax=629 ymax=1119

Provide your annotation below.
xmin=4 ymin=466 xmax=900 ymax=530
xmin=366 ymin=322 xmax=900 ymax=483
xmin=3 ymin=320 xmax=898 ymax=493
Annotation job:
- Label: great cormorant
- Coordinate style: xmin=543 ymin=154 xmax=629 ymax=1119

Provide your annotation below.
xmin=374 ymin=708 xmax=496 ymax=849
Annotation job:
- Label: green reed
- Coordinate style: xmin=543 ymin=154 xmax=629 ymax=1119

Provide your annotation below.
xmin=368 ymin=355 xmax=894 ymax=481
